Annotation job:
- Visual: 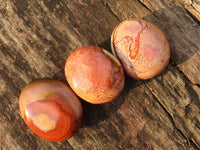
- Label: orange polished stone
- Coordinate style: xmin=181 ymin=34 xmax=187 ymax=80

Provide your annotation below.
xmin=19 ymin=79 xmax=82 ymax=141
xmin=65 ymin=46 xmax=125 ymax=104
xmin=111 ymin=19 xmax=170 ymax=80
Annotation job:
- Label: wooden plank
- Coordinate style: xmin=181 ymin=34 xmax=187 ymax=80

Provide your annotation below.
xmin=0 ymin=0 xmax=200 ymax=149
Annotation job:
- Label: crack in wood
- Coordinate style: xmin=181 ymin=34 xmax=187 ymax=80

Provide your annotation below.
xmin=184 ymin=7 xmax=200 ymax=25
xmin=138 ymin=0 xmax=152 ymax=12
xmin=100 ymin=0 xmax=121 ymax=22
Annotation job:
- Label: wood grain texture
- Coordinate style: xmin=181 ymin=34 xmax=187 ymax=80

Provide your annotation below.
xmin=0 ymin=0 xmax=200 ymax=149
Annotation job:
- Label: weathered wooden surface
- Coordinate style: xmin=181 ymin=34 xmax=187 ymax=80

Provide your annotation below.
xmin=0 ymin=0 xmax=200 ymax=149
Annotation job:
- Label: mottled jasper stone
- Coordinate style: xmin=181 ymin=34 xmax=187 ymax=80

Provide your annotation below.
xmin=65 ymin=46 xmax=125 ymax=104
xmin=111 ymin=19 xmax=170 ymax=80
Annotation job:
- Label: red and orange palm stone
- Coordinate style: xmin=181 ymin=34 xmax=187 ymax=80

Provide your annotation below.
xmin=19 ymin=79 xmax=82 ymax=141
xmin=111 ymin=19 xmax=170 ymax=80
xmin=65 ymin=46 xmax=125 ymax=104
